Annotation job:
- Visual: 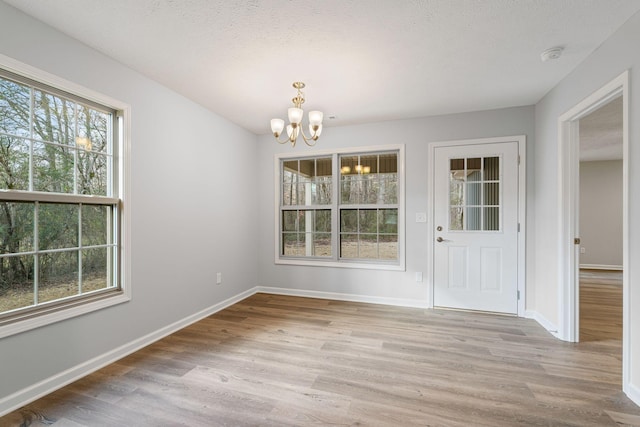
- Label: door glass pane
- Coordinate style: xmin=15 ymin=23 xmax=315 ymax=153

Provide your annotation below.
xmin=484 ymin=157 xmax=500 ymax=180
xmin=484 ymin=207 xmax=500 ymax=231
xmin=467 ymin=158 xmax=482 ymax=181
xmin=466 ymin=207 xmax=481 ymax=231
xmin=466 ymin=183 xmax=481 ymax=205
xmin=483 ymin=183 xmax=499 ymax=206
xmin=450 ymin=207 xmax=463 ymax=231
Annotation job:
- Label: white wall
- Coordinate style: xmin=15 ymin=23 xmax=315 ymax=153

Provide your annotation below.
xmin=579 ymin=160 xmax=623 ymax=268
xmin=0 ymin=1 xmax=258 ymax=409
xmin=257 ymin=107 xmax=535 ymax=306
xmin=534 ymin=11 xmax=640 ymax=399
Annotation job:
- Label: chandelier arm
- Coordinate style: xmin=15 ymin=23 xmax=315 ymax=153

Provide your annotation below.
xmin=273 ymin=133 xmax=293 ymax=145
xmin=300 ymin=127 xmax=318 ymax=147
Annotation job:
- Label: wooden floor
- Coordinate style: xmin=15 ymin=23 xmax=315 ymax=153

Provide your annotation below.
xmin=3 ymin=278 xmax=639 ymax=426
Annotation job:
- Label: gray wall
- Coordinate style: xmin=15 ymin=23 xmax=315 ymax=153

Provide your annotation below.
xmin=0 ymin=2 xmax=258 ymax=403
xmin=534 ymin=11 xmax=640 ymax=393
xmin=579 ymin=160 xmax=623 ymax=268
xmin=257 ymin=108 xmax=535 ymax=305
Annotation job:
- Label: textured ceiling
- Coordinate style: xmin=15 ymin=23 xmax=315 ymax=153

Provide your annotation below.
xmin=3 ymin=0 xmax=640 ymax=136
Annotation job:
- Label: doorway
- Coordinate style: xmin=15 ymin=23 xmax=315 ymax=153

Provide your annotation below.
xmin=578 ymin=97 xmax=623 ymax=343
xmin=557 ymin=71 xmax=629 ymax=392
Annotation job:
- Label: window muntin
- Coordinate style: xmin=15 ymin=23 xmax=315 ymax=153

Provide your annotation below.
xmin=0 ymin=69 xmax=120 ymax=319
xmin=279 ymin=150 xmax=400 ymax=265
xmin=449 ymin=156 xmax=501 ymax=232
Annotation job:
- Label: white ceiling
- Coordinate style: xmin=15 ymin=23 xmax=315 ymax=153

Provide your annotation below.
xmin=4 ymin=0 xmax=640 ymax=135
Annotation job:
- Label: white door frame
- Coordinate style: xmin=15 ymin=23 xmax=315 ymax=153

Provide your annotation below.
xmin=557 ymin=71 xmax=629 ymax=390
xmin=427 ymin=135 xmax=527 ymax=316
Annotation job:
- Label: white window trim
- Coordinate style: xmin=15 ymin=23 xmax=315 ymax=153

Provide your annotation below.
xmin=0 ymin=54 xmax=131 ymax=339
xmin=274 ymin=144 xmax=405 ymax=271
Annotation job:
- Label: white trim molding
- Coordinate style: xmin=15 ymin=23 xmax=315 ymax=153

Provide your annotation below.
xmin=557 ymin=70 xmax=630 ymax=397
xmin=525 ymin=310 xmax=560 ymax=339
xmin=579 ymin=264 xmax=623 ymax=271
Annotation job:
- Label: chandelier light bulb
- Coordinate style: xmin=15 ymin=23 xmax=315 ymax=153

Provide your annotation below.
xmin=308 ymin=110 xmax=323 ymax=126
xmin=271 ymin=118 xmax=284 ymax=136
xmin=288 ymin=107 xmax=303 ymax=125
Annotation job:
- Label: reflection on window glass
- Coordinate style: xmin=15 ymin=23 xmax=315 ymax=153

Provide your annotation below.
xmin=448 ymin=156 xmax=501 ymax=232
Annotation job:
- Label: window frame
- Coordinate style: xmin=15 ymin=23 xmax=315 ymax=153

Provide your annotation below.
xmin=274 ymin=144 xmax=405 ymax=271
xmin=0 ymin=54 xmax=131 ymax=339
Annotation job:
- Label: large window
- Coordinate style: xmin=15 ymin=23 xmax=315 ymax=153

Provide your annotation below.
xmin=277 ymin=147 xmax=404 ymax=269
xmin=0 ymin=63 xmax=127 ymax=334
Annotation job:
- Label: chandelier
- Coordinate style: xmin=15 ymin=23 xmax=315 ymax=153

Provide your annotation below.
xmin=270 ymin=82 xmax=323 ymax=147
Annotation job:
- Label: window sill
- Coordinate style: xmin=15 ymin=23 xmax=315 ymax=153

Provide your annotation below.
xmin=275 ymin=258 xmax=405 ymax=271
xmin=0 ymin=290 xmax=130 ymax=339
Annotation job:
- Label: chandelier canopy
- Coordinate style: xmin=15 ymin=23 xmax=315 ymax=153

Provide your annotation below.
xmin=270 ymin=82 xmax=323 ymax=147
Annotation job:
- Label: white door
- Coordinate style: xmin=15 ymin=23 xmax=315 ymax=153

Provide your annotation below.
xmin=433 ymin=141 xmax=519 ymax=314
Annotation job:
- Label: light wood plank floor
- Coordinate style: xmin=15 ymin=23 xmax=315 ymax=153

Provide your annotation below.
xmin=3 ymin=287 xmax=639 ymax=426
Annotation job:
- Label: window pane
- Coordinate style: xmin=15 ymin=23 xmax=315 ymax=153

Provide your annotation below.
xmin=0 ymin=137 xmax=30 ymax=191
xmin=33 ymin=141 xmax=74 ymax=193
xmin=77 ymin=106 xmax=109 ymax=153
xmin=0 ymin=202 xmax=34 ymax=254
xmin=39 ymin=203 xmax=78 ymax=250
xmin=340 ymin=234 xmax=358 ymax=258
xmin=82 ymin=204 xmax=108 ymax=246
xmin=282 ymin=233 xmax=304 ymax=256
xmin=379 ymin=209 xmax=397 ymax=234
xmin=77 ymin=151 xmax=108 ymax=196
xmin=379 ymin=235 xmax=398 ymax=260
xmin=33 ymin=90 xmax=75 ymax=146
xmin=313 ymin=233 xmax=331 ymax=257
xmin=340 ymin=209 xmax=357 ymax=233
xmin=0 ymin=77 xmax=30 ymax=138
xmin=358 ymin=234 xmax=378 ymax=259
xmin=82 ymin=247 xmax=110 ymax=292
xmin=314 ymin=176 xmax=332 ymax=205
xmin=0 ymin=254 xmax=35 ymax=313
xmin=282 ymin=210 xmax=298 ymax=232
xmin=314 ymin=210 xmax=331 ymax=233
xmin=466 ymin=207 xmax=481 ymax=231
xmin=380 ymin=174 xmax=397 ymax=204
xmin=39 ymin=250 xmax=79 ymax=303
xmin=379 ymin=153 xmax=397 ymax=174
xmin=359 ymin=210 xmax=378 ymax=233
xmin=362 ymin=174 xmax=379 ymax=204
xmin=282 ymin=163 xmax=298 ymax=206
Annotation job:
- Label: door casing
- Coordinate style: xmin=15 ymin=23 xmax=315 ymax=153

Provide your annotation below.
xmin=427 ymin=135 xmax=526 ymax=316
xmin=557 ymin=70 xmax=629 ymax=393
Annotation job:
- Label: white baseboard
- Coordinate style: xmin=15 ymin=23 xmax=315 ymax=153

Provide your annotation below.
xmin=626 ymin=382 xmax=640 ymax=408
xmin=579 ymin=264 xmax=623 ymax=271
xmin=0 ymin=287 xmax=257 ymax=417
xmin=524 ymin=310 xmax=560 ymax=339
xmin=256 ymin=286 xmax=430 ymax=309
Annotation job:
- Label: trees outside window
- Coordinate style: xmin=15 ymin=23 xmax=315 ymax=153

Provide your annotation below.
xmin=0 ymin=69 xmax=120 ymax=319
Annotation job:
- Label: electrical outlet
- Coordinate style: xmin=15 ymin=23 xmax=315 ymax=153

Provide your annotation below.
xmin=216 ymin=272 xmax=222 ymax=285
xmin=580 ymin=247 xmax=586 ymax=254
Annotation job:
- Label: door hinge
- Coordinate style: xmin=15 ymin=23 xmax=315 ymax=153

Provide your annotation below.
xmin=517 ymin=223 xmax=520 ymax=232
xmin=517 ymin=290 xmax=521 ymax=300
xmin=518 ymin=155 xmax=521 ymax=165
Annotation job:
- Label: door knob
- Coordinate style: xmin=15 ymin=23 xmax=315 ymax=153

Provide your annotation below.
xmin=436 ymin=237 xmax=444 ymax=242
